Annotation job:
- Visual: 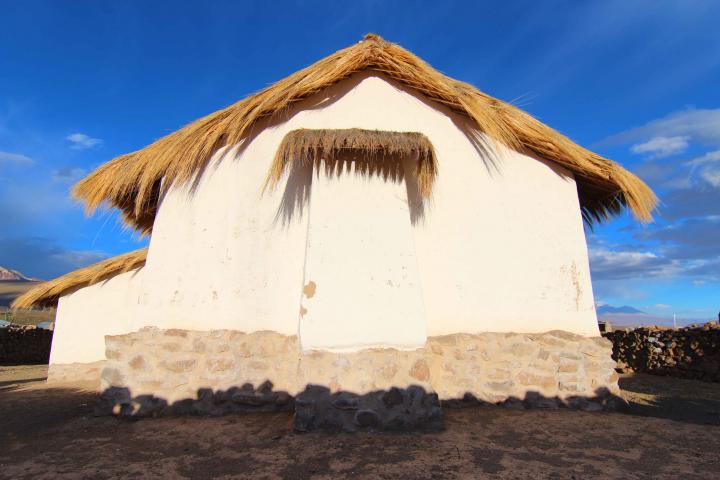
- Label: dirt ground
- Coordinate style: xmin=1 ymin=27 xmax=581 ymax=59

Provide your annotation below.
xmin=1 ymin=365 xmax=719 ymax=479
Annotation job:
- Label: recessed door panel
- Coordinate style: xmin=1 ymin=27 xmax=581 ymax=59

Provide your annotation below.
xmin=298 ymin=158 xmax=427 ymax=352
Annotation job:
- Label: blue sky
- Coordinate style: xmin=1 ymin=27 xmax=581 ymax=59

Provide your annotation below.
xmin=0 ymin=0 xmax=718 ymax=319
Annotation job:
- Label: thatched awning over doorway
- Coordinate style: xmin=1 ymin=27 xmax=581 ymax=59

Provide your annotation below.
xmin=267 ymin=128 xmax=437 ymax=197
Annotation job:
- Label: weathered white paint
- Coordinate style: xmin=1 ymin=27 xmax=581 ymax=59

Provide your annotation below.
xmin=299 ymin=158 xmax=428 ymax=352
xmin=50 ymin=268 xmax=144 ymax=364
xmin=51 ymin=71 xmax=599 ymax=365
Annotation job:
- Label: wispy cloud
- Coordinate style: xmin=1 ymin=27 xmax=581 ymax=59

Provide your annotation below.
xmin=588 ymin=248 xmax=680 ymax=280
xmin=52 ymin=166 xmax=86 ymax=183
xmin=684 ymin=149 xmax=720 ymax=187
xmin=66 ymin=132 xmax=102 ymax=150
xmin=630 ymin=135 xmax=689 ymax=158
xmin=643 ymin=217 xmax=720 ymax=262
xmin=700 ymin=165 xmax=720 ymax=187
xmin=658 ymin=187 xmax=720 ymax=221
xmin=603 ymin=108 xmax=720 ymax=147
xmin=0 ymin=150 xmax=34 ymax=165
xmin=686 ymin=149 xmax=720 ymax=166
xmin=603 ymin=109 xmax=720 ymax=193
xmin=589 ymin=210 xmax=720 ymax=287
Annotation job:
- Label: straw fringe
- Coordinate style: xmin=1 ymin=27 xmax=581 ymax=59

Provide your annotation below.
xmin=267 ymin=128 xmax=437 ymax=196
xmin=73 ymin=33 xmax=656 ymax=233
xmin=11 ymin=248 xmax=147 ymax=309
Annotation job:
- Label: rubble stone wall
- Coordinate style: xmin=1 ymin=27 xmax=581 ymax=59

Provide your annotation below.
xmin=100 ymin=327 xmax=619 ymax=423
xmin=426 ymin=331 xmax=619 ymax=407
xmin=102 ymin=329 xmax=299 ymax=405
xmin=0 ymin=325 xmax=52 ymax=364
xmin=603 ymin=323 xmax=720 ymax=382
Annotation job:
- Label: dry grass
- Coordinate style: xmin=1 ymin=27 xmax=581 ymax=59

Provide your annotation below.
xmin=0 ymin=308 xmax=55 ymax=326
xmin=267 ymin=128 xmax=437 ymax=196
xmin=73 ymin=33 xmax=656 ymax=234
xmin=0 ymin=281 xmax=55 ymax=325
xmin=11 ymin=248 xmax=147 ymax=309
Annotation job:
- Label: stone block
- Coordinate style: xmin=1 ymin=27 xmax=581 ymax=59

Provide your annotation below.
xmin=409 ymin=359 xmax=430 ymax=381
xmin=162 ymin=358 xmax=197 ymax=373
xmin=486 ymin=380 xmax=514 ymax=393
xmin=507 ymin=342 xmax=535 ymax=356
xmin=517 ymin=371 xmax=556 ymax=390
xmin=558 ymin=361 xmax=579 ymax=373
xmin=129 ymin=356 xmax=146 ymax=370
xmin=559 ymin=382 xmax=581 ymax=392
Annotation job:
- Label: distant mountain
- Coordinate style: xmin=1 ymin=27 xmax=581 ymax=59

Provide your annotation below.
xmin=0 ymin=266 xmax=37 ymax=282
xmin=596 ymin=304 xmax=713 ymax=328
xmin=597 ymin=305 xmax=646 ymax=315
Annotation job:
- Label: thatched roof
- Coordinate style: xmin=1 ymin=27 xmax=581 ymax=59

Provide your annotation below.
xmin=74 ymin=33 xmax=656 ymax=234
xmin=11 ymin=248 xmax=147 ymax=309
xmin=268 ymin=128 xmax=437 ymax=197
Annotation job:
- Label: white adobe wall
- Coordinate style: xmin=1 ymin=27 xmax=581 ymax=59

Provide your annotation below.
xmin=50 ymin=268 xmax=145 ymax=364
xmin=140 ymin=71 xmax=598 ymax=342
xmin=52 ymin=71 xmax=599 ymax=365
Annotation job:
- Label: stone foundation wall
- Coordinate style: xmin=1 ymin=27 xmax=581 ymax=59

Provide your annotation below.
xmin=0 ymin=325 xmax=52 ymax=365
xmin=604 ymin=323 xmax=720 ymax=382
xmin=103 ymin=329 xmax=299 ymax=405
xmin=100 ymin=327 xmax=619 ymax=427
xmin=426 ymin=332 xmax=619 ymax=408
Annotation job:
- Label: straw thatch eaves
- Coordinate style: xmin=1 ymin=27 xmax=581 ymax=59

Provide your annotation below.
xmin=268 ymin=129 xmax=437 ymax=196
xmin=11 ymin=248 xmax=147 ymax=310
xmin=74 ymin=33 xmax=656 ymax=234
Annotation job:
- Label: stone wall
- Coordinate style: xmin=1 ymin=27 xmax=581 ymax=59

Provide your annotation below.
xmin=603 ymin=323 xmax=720 ymax=382
xmin=0 ymin=325 xmax=52 ymax=364
xmin=102 ymin=329 xmax=299 ymax=406
xmin=426 ymin=332 xmax=619 ymax=409
xmin=99 ymin=327 xmax=619 ymax=429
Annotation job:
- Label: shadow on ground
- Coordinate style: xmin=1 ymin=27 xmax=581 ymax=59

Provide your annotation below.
xmin=618 ymin=373 xmax=720 ymax=425
xmin=1 ymin=367 xmax=719 ymax=479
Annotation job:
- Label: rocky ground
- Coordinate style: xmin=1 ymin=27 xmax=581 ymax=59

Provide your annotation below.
xmin=1 ymin=365 xmax=719 ymax=479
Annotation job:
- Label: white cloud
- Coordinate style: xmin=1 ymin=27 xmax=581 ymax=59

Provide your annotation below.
xmin=653 ymin=303 xmax=671 ymax=309
xmin=700 ymin=165 xmax=720 ymax=187
xmin=588 ymin=248 xmax=680 ymax=280
xmin=686 ymin=149 xmax=720 ymax=166
xmin=683 ymin=150 xmax=720 ymax=187
xmin=630 ymin=135 xmax=689 ymax=158
xmin=604 ymin=108 xmax=720 ymax=147
xmin=66 ymin=132 xmax=102 ymax=150
xmin=0 ymin=150 xmax=34 ymax=165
